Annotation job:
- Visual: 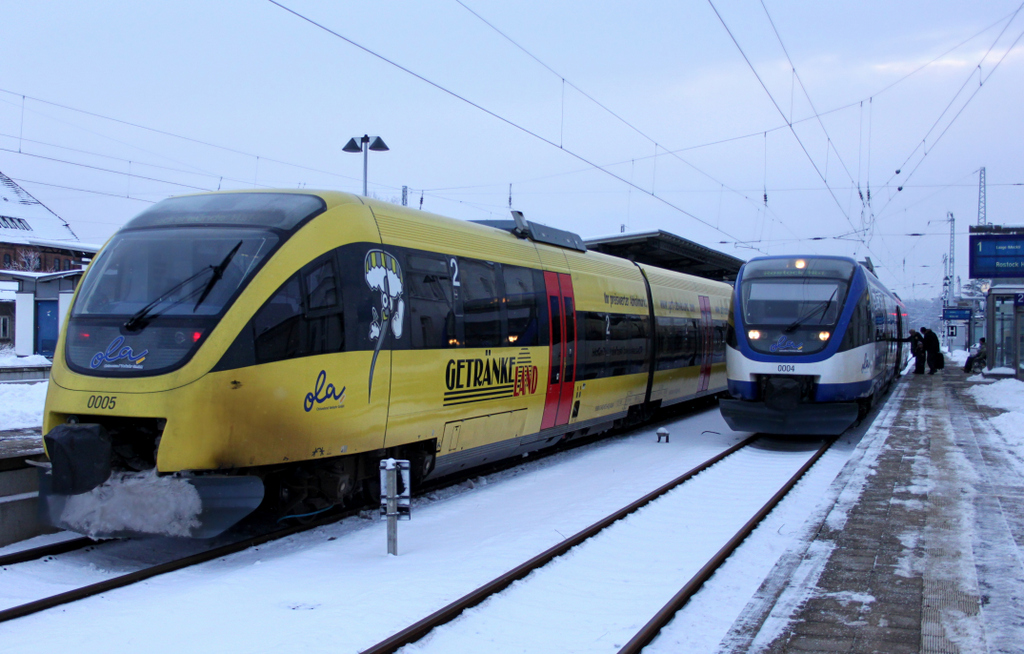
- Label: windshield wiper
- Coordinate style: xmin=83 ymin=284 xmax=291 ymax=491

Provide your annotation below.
xmin=193 ymin=240 xmax=242 ymax=313
xmin=123 ymin=241 xmax=243 ymax=333
xmin=784 ymin=288 xmax=838 ymax=333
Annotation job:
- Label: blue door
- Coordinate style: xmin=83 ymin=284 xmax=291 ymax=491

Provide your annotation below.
xmin=35 ymin=300 xmax=59 ymax=358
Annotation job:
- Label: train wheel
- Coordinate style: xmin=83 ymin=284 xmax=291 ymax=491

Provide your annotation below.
xmin=857 ymin=394 xmax=874 ymax=419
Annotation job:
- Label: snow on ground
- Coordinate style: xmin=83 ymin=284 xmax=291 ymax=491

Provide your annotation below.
xmin=0 ymin=380 xmax=47 ymax=431
xmin=0 ymin=348 xmax=51 ymax=367
xmin=947 ymin=348 xmax=968 ymax=367
xmin=964 ymin=377 xmax=1024 ymax=473
xmin=3 ymin=373 xmax=1018 ymax=652
xmin=0 ymin=407 xmax=864 ymax=654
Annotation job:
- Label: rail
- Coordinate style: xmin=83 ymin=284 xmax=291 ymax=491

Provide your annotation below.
xmin=618 ymin=436 xmax=835 ymax=653
xmin=359 ymin=434 xmax=761 ymax=654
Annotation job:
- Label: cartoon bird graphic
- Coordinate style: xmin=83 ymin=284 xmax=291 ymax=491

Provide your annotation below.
xmin=364 ymin=249 xmax=405 ymax=401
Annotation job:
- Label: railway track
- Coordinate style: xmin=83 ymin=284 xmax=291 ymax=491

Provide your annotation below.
xmin=0 ymin=536 xmax=95 ymax=567
xmin=359 ymin=435 xmax=834 ymax=654
xmin=0 ymin=506 xmax=361 ymax=624
xmin=0 ymin=397 xmax=724 ymax=626
xmin=0 ymin=400 xmax=720 ymax=625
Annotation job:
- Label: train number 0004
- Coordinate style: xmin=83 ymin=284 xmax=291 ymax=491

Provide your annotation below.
xmin=777 ymin=364 xmax=796 ymax=373
xmin=86 ymin=395 xmax=117 ymax=410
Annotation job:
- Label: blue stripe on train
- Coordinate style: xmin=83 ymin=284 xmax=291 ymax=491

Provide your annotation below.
xmin=728 ymin=378 xmax=876 ymax=402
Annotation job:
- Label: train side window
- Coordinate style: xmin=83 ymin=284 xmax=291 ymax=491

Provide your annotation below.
xmin=608 ymin=314 xmax=630 ymax=376
xmin=304 ymin=257 xmax=339 ymax=310
xmin=628 ymin=315 xmax=649 ymax=375
xmin=564 ymin=296 xmax=577 ymax=381
xmin=461 ymin=259 xmax=502 ymax=348
xmin=406 ymin=253 xmax=456 ymax=349
xmin=580 ymin=312 xmax=607 ymax=379
xmin=503 ymin=265 xmax=541 ymax=347
xmin=659 ymin=319 xmax=675 ymax=370
xmin=839 ymin=291 xmax=871 ymax=351
xmin=713 ymin=323 xmax=726 ymax=363
xmin=254 ymin=274 xmax=304 ymax=363
xmin=303 ymin=255 xmax=344 ymax=356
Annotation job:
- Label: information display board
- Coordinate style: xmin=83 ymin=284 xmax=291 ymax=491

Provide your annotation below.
xmin=942 ymin=307 xmax=972 ymax=321
xmin=970 ymin=234 xmax=1024 ymax=278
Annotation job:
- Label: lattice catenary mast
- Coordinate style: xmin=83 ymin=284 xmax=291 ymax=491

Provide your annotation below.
xmin=977 ymin=167 xmax=987 ymax=226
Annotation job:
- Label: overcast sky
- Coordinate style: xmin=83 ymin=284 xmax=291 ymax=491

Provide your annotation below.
xmin=2 ymin=0 xmax=1022 ymax=299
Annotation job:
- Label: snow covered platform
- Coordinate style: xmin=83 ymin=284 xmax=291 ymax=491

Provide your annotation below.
xmin=726 ymin=368 xmax=1024 ymax=653
xmin=0 ymin=428 xmax=43 ymax=461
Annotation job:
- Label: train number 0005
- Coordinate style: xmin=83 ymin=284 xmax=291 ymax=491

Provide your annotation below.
xmin=777 ymin=364 xmax=796 ymax=373
xmin=86 ymin=395 xmax=117 ymax=410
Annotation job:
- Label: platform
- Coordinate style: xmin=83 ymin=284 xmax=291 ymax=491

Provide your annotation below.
xmin=720 ymin=368 xmax=1024 ymax=653
xmin=0 ymin=427 xmax=49 ymax=547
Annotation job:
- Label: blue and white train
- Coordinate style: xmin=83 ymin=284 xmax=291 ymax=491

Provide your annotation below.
xmin=719 ymin=256 xmax=909 ymax=435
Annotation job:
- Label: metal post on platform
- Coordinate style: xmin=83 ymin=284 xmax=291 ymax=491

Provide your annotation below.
xmin=379 ymin=458 xmax=411 ymax=556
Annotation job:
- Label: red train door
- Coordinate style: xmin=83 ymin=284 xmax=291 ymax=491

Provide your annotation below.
xmin=698 ymin=295 xmax=713 ymax=392
xmin=541 ymin=272 xmax=577 ymax=430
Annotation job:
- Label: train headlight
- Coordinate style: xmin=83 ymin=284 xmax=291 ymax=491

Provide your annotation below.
xmin=747 ymin=330 xmax=762 ymax=340
xmin=795 ymin=259 xmax=807 ymax=269
xmin=818 ymin=331 xmax=831 ymax=341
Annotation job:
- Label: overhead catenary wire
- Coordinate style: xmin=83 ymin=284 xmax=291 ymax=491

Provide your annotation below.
xmin=874 ymin=22 xmax=1024 ymax=223
xmin=453 ymin=0 xmax=800 ymax=245
xmin=0 ymin=87 xmax=366 ymax=189
xmin=707 ymin=0 xmax=905 ymax=285
xmin=884 ymin=2 xmax=1024 ymax=190
xmin=430 ymin=5 xmax=1018 ymax=198
xmin=0 ymin=4 xmax=1012 ymax=269
xmin=759 ymin=0 xmax=859 ymax=189
xmin=706 ymin=0 xmax=860 ymax=237
xmin=267 ymin=0 xmax=751 ymax=246
xmin=2 ymin=4 xmax=1008 ymax=246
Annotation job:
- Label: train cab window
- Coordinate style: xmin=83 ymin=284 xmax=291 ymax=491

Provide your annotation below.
xmin=406 ymin=253 xmax=456 ymax=349
xmin=304 ymin=258 xmax=338 ymax=310
xmin=461 ymin=259 xmax=503 ymax=348
xmin=503 ymin=265 xmax=541 ymax=347
xmin=254 ymin=274 xmax=303 ymax=363
xmin=252 ymin=254 xmax=344 ymax=364
xmin=303 ymin=255 xmax=344 ymax=356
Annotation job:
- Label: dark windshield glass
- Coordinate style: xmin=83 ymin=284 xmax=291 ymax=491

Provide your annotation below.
xmin=124 ymin=192 xmax=325 ymax=230
xmin=72 ymin=228 xmax=278 ymax=318
xmin=739 ymin=258 xmax=855 ymax=355
xmin=742 ymin=280 xmax=846 ymax=326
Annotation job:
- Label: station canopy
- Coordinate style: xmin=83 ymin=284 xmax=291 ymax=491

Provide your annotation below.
xmin=585 ymin=230 xmax=744 ymax=282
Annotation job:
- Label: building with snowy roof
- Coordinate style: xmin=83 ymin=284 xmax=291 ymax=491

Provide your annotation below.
xmin=0 ymin=170 xmax=98 ymax=357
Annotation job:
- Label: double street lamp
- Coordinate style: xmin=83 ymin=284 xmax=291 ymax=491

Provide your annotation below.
xmin=343 ymin=134 xmax=389 ymax=197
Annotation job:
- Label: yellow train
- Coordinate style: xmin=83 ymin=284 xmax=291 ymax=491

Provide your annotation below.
xmin=39 ymin=191 xmax=732 ymax=537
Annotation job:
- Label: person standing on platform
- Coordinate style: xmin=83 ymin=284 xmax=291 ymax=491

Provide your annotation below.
xmin=922 ymin=327 xmax=943 ymax=374
xmin=909 ymin=329 xmax=925 ymax=374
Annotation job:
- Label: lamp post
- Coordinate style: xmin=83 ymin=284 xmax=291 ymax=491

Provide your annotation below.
xmin=343 ymin=134 xmax=389 ymax=196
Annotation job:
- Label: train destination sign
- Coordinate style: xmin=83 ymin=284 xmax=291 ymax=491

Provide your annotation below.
xmin=970 ymin=234 xmax=1024 ymax=278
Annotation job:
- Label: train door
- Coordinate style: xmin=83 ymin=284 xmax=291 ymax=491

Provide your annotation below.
xmin=541 ymin=272 xmax=577 ymax=429
xmin=698 ymin=295 xmax=713 ymax=392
